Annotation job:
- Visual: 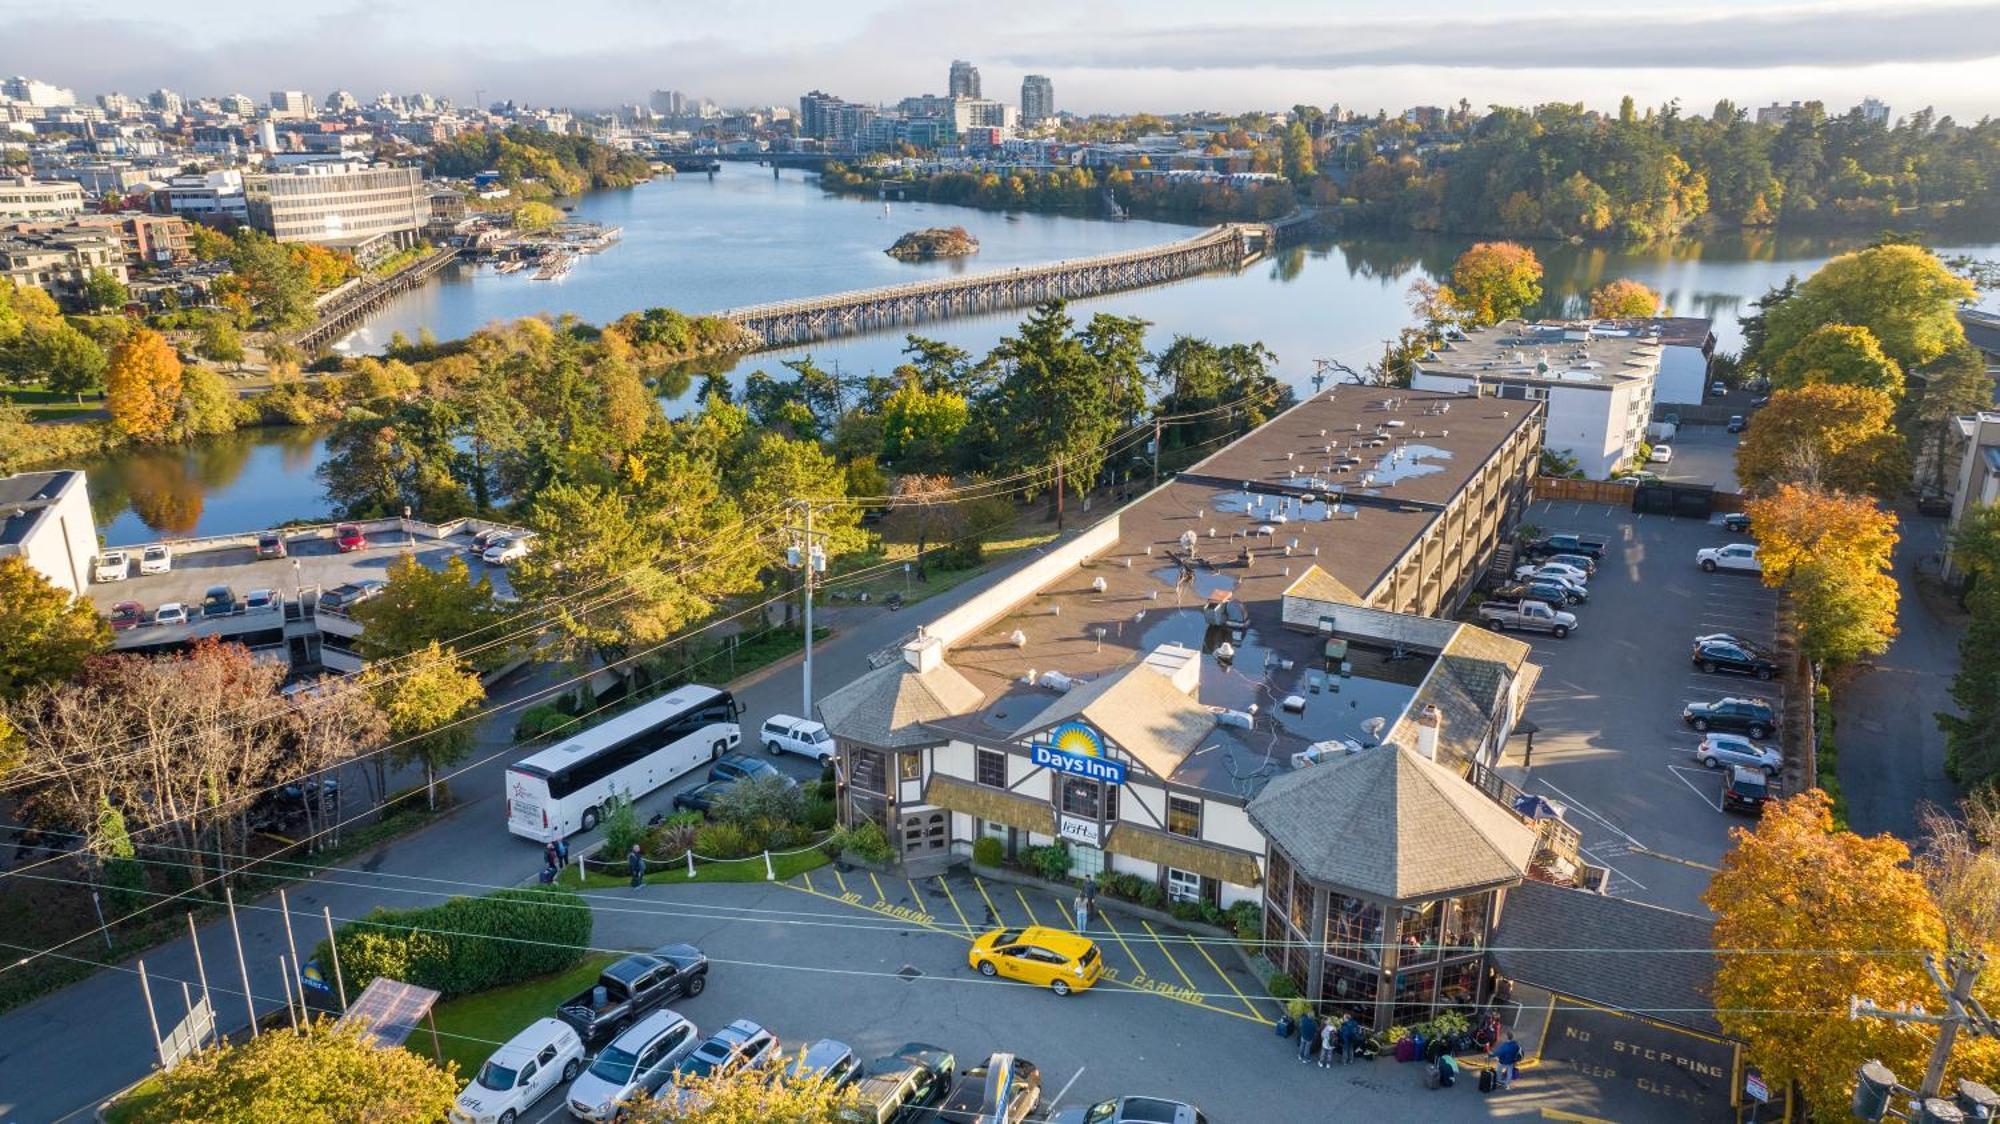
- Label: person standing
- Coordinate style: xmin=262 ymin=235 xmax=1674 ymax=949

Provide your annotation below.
xmin=1297 ymin=1010 xmax=1319 ymax=1063
xmin=544 ymin=841 xmax=559 ymax=871
xmin=627 ymin=844 xmax=645 ymax=888
xmin=1319 ymin=1018 xmax=1338 ymax=1069
xmin=1493 ymin=1031 xmax=1523 ymax=1088
xmin=1340 ymin=1013 xmax=1361 ymax=1064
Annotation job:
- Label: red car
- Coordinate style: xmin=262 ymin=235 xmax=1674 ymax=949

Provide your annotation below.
xmin=334 ymin=523 xmax=366 ymax=553
xmin=109 ymin=601 xmax=145 ymax=631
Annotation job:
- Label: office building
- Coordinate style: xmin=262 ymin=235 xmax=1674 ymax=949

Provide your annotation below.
xmin=2 ymin=76 xmax=75 ymax=108
xmin=149 ymin=88 xmax=184 ymax=116
xmin=1754 ymin=101 xmax=1804 ymax=126
xmin=951 ymin=97 xmax=1010 ymax=134
xmin=948 ymin=59 xmax=981 ymax=99
xmin=269 ymin=90 xmax=313 ymax=120
xmin=1856 ymin=97 xmax=1891 ymax=126
xmin=0 ymin=176 xmax=85 ymax=220
xmin=218 ymin=93 xmax=257 ymax=117
xmin=324 ymin=89 xmax=359 ymax=113
xmin=649 ymin=89 xmax=687 ymax=116
xmin=165 ymin=170 xmax=249 ymax=223
xmin=243 ymin=162 xmax=426 ymax=265
xmin=1941 ymin=411 xmax=2000 ymax=582
xmin=1021 ymin=75 xmax=1055 ymax=125
xmin=0 ymin=471 xmax=97 ymax=597
xmin=1410 ymin=320 xmax=1663 ymax=479
xmin=799 ymin=90 xmax=855 ymax=142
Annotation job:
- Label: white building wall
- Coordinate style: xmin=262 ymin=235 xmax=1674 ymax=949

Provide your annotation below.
xmin=1542 ymin=385 xmax=1621 ymax=478
xmin=1654 ymin=344 xmax=1711 ymax=406
xmin=1201 ymin=801 xmax=1265 ymax=855
xmin=933 ymin=740 xmax=974 ymax=780
xmin=1110 ymin=854 xmax=1159 ymax=881
xmin=1219 ymin=881 xmax=1259 ymax=908
xmin=1005 ymin=755 xmax=1051 ymax=802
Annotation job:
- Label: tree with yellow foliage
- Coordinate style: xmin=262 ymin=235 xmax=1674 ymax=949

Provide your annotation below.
xmin=1736 ymin=383 xmax=1905 ymax=497
xmin=1745 ymin=484 xmax=1900 ymax=666
xmin=1704 ymin=791 xmax=1988 ymax=1120
xmin=1588 ymin=278 xmax=1663 ymax=319
xmin=103 ymin=327 xmax=183 ymax=443
xmin=122 ymin=1019 xmax=458 ymax=1123
xmin=1444 ymin=242 xmax=1543 ymax=327
xmin=621 ymin=1051 xmax=858 ymax=1123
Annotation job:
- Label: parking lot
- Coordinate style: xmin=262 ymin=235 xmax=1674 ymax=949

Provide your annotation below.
xmin=1655 ymin=423 xmax=1742 ymax=491
xmin=1495 ymin=497 xmax=1782 ymax=916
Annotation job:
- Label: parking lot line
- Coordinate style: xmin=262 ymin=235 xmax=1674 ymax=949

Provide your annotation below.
xmin=833 ymin=868 xmax=850 ymax=896
xmin=1140 ymin=919 xmax=1201 ymax=994
xmin=1668 ymin=765 xmax=1725 ymax=813
xmin=1094 ymin=906 xmax=1149 ymax=979
xmin=1015 ymin=888 xmax=1044 ymax=926
xmin=1050 ymin=894 xmax=1076 ymax=928
xmin=1048 ymin=1066 xmax=1087 ymax=1114
xmin=869 ymin=871 xmax=887 ymax=902
xmin=973 ymin=876 xmax=1005 ymax=926
xmin=906 ymin=877 xmax=927 ymax=914
xmin=801 ymin=870 xmax=815 ymax=894
xmin=935 ymin=875 xmax=973 ymax=936
xmin=1184 ymin=926 xmax=1265 ymax=1019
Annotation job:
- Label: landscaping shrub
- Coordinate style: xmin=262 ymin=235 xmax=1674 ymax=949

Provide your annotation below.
xmin=803 ymin=797 xmax=838 ymax=833
xmin=972 ymin=836 xmax=1004 ymax=868
xmin=824 ymin=820 xmax=895 ymax=864
xmin=694 ymin=821 xmax=756 ymax=860
xmin=1137 ymin=881 xmax=1167 ymax=910
xmin=712 ymin=774 xmax=807 ymax=831
xmin=513 ymin=704 xmax=573 ymax=741
xmin=1227 ymin=901 xmax=1263 ymax=942
xmin=1027 ymin=842 xmax=1071 ymax=882
xmin=1267 ymin=970 xmax=1301 ymax=1000
xmin=644 ymin=817 xmax=698 ymax=860
xmin=1168 ymin=900 xmax=1205 ymax=923
xmin=314 ymin=887 xmax=590 ymax=1000
xmin=599 ymin=794 xmax=644 ymax=858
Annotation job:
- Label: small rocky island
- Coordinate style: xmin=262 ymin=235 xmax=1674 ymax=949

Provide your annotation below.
xmin=885 ymin=226 xmax=980 ymax=261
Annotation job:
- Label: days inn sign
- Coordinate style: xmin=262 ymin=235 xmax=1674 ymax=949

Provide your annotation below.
xmin=1029 ymin=721 xmax=1126 ymax=785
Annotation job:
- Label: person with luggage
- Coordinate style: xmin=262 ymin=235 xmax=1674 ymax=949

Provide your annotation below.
xmin=1339 ymin=1013 xmax=1361 ymax=1064
xmin=1493 ymin=1031 xmax=1523 ymax=1089
xmin=1319 ymin=1018 xmax=1337 ymax=1069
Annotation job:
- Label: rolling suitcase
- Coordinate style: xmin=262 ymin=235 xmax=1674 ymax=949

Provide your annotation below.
xmin=1479 ymin=1068 xmax=1498 ymax=1093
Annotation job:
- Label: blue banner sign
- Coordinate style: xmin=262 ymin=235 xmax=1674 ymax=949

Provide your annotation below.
xmin=1030 ymin=722 xmax=1126 ymax=785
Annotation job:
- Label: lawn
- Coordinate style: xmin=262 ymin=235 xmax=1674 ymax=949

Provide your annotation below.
xmin=101 ymin=1073 xmax=166 ymax=1124
xmin=0 ymin=385 xmax=102 ymax=421
xmin=832 ymin=528 xmax=1059 ymax=608
xmin=559 ymin=843 xmax=829 ymax=890
xmin=423 ymin=953 xmax=618 ymax=1081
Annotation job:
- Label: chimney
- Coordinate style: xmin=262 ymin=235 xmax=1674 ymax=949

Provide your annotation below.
xmin=903 ymin=630 xmax=944 ymax=673
xmin=1414 ymin=704 xmax=1442 ymax=761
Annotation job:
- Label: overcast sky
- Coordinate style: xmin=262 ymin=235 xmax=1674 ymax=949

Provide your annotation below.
xmin=6 ymin=0 xmax=1999 ymax=120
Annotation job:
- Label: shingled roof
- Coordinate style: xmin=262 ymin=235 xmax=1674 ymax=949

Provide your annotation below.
xmin=1247 ymin=744 xmax=1535 ymax=902
xmin=814 ymin=659 xmax=985 ymax=749
xmin=1010 ymin=662 xmax=1218 ymax=781
xmin=1282 ymin=564 xmax=1364 ymax=607
xmin=1491 ymin=879 xmax=1722 ymax=1035
xmin=1386 ymin=624 xmax=1532 ymax=769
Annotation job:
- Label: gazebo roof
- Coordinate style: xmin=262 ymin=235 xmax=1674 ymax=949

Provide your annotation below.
xmin=815 ymin=659 xmax=984 ymax=749
xmin=1247 ymin=744 xmax=1536 ymax=902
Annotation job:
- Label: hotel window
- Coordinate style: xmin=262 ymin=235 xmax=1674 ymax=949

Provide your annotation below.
xmin=898 ymin=752 xmax=921 ymax=782
xmin=1167 ymin=795 xmax=1202 ymax=838
xmin=975 ymin=748 xmax=1006 ymax=789
xmin=1103 ymin=784 xmax=1118 ymax=823
xmin=1060 ymin=778 xmax=1099 ymax=819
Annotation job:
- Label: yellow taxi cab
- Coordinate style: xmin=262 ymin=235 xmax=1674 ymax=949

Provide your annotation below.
xmin=968 ymin=926 xmax=1102 ymax=996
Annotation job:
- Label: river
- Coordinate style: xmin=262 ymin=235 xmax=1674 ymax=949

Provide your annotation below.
xmin=77 ymin=168 xmax=1998 ymax=544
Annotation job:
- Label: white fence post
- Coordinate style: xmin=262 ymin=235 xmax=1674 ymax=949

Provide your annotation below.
xmin=764 ymin=850 xmax=775 ymax=881
xmin=686 ymin=850 xmax=697 ymax=879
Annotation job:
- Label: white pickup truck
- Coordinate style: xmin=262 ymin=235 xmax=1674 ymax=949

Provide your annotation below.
xmin=1478 ymin=598 xmax=1577 ymax=638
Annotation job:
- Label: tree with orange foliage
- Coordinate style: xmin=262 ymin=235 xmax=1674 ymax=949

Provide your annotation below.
xmin=1745 ymin=484 xmax=1900 ymax=666
xmin=103 ymin=327 xmax=183 ymax=443
xmin=1736 ymin=383 xmax=1905 ymax=497
xmin=1588 ymin=278 xmax=1663 ymax=318
xmin=1443 ymin=242 xmax=1543 ymax=327
xmin=1705 ymin=791 xmax=1997 ymax=1120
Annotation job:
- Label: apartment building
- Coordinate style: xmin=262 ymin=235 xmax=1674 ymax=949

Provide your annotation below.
xmin=164 ymin=170 xmax=249 ymax=223
xmin=0 ymin=176 xmax=85 ymax=220
xmin=243 ymin=161 xmax=425 ymax=264
xmin=0 ymin=471 xmax=98 ymax=596
xmin=1411 ymin=320 xmax=1664 ymax=479
xmin=0 ymin=224 xmax=128 ymax=296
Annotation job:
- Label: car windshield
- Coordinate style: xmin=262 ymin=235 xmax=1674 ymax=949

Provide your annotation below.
xmin=476 ymin=1060 xmax=519 ymax=1092
xmin=992 ymin=929 xmax=1024 ymax=948
xmin=1083 ymin=1101 xmax=1123 ymax=1124
xmin=678 ymin=1052 xmax=721 ymax=1079
xmin=590 ymin=1045 xmax=640 ymax=1085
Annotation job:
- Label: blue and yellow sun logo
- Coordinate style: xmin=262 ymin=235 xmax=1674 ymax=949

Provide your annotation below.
xmin=1049 ymin=721 xmax=1104 ymax=759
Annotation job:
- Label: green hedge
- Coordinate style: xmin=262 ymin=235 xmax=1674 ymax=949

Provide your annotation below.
xmin=1813 ymin=682 xmax=1848 ymax=828
xmin=312 ymin=887 xmax=591 ymax=1001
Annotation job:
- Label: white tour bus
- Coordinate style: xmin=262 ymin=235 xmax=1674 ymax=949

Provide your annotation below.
xmin=506 ymin=685 xmax=741 ymax=843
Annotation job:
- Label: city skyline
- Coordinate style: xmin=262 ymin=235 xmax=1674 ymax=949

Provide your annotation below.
xmin=4 ymin=0 xmax=1999 ymax=119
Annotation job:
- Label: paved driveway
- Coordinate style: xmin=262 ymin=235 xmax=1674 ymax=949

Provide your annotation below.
xmin=1655 ymin=424 xmax=1741 ymax=491
xmin=1494 ymin=499 xmax=1784 ymax=916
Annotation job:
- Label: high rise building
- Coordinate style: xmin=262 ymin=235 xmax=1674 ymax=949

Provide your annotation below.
xmin=1020 ymin=75 xmax=1054 ymax=125
xmin=219 ymin=93 xmax=257 ymax=117
xmin=148 ymin=88 xmax=184 ymax=116
xmin=243 ymin=161 xmax=426 ymax=266
xmin=325 ymin=89 xmax=359 ymax=113
xmin=269 ymin=90 xmax=313 ymax=120
xmin=948 ymin=60 xmax=981 ymax=99
xmin=1856 ymin=97 xmax=1891 ymax=126
xmin=799 ymin=90 xmax=848 ymax=140
xmin=649 ymin=89 xmax=687 ymax=116
xmin=1 ymin=76 xmax=76 ymax=108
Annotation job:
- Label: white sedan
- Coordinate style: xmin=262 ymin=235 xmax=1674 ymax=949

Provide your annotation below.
xmin=1516 ymin=561 xmax=1589 ymax=588
xmin=1697 ymin=733 xmax=1781 ymax=776
xmin=452 ymin=1017 xmax=584 ymax=1124
xmin=138 ymin=544 xmax=172 ymax=575
xmin=482 ymin=536 xmax=530 ymax=565
xmin=1697 ymin=543 xmax=1761 ymax=574
xmin=93 ymin=551 xmax=131 ymax=583
xmin=1649 ymin=445 xmax=1675 ymax=464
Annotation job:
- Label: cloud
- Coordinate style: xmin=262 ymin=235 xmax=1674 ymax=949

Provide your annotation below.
xmin=994 ymin=1 xmax=2000 ymax=72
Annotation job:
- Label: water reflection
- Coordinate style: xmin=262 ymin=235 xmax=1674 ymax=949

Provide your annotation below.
xmin=80 ymin=427 xmax=334 ymax=545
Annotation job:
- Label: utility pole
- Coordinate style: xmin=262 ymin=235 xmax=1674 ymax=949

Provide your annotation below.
xmin=1850 ymin=950 xmax=2000 ymax=1122
xmin=786 ymin=502 xmax=828 ymax=720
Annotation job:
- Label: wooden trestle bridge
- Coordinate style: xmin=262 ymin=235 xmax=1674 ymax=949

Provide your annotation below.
xmin=720 ymin=222 xmax=1278 ymax=347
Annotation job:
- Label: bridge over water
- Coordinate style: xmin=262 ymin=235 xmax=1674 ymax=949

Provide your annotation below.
xmin=719 ymin=223 xmax=1272 ymax=347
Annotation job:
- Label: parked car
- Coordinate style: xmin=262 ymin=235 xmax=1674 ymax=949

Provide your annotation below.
xmin=201 ymin=585 xmax=238 ymax=618
xmin=936 ymin=1054 xmax=1041 ymax=1124
xmin=1054 ymin=1096 xmax=1209 ymax=1124
xmin=565 ymin=1010 xmax=701 ymax=1122
xmin=254 ymin=531 xmax=287 ymax=560
xmin=969 ymin=926 xmax=1102 ymax=996
xmin=482 ymin=536 xmax=529 ymax=565
xmin=1543 ymin=552 xmax=1598 ymax=576
xmin=449 ymin=1016 xmax=583 ymax=1124
xmin=1751 ymin=394 xmax=1772 ymax=408
xmin=1494 ymin=579 xmax=1586 ymax=607
xmin=1697 ymin=733 xmax=1782 ymax=776
xmin=153 ymin=602 xmax=188 ymax=626
xmin=335 ymin=523 xmax=366 ymax=552
xmin=1514 ymin=561 xmax=1588 ymax=587
xmin=1711 ymin=379 xmax=1728 ymax=396
xmin=109 ymin=601 xmax=145 ymax=631
xmin=1649 ymin=444 xmax=1675 ymax=464
xmin=652 ymin=1019 xmax=782 ymax=1114
xmin=555 ymin=943 xmax=709 ymax=1049
xmin=672 ymin=777 xmax=739 ymax=815
xmin=1726 ymin=415 xmax=1747 ymax=434
xmin=1612 ymin=471 xmax=1661 ymax=487
xmin=1522 ymin=533 xmax=1608 ymax=561
xmin=1692 ymin=638 xmax=1780 ymax=681
xmin=319 ymin=580 xmax=386 ymax=613
xmin=761 ymin=715 xmax=835 ymax=764
xmin=840 ymin=1043 xmax=957 ymax=1124
xmin=1682 ymin=696 xmax=1778 ymax=739
xmin=469 ymin=528 xmax=508 ymax=555
xmin=710 ymin=751 xmax=793 ymax=786
xmin=93 ymin=551 xmax=131 ymax=583
xmin=139 ymin=544 xmax=172 ymax=575
xmin=1478 ymin=598 xmax=1576 ymax=638
xmin=244 ymin=588 xmax=279 ymax=614
xmin=1721 ymin=512 xmax=1752 ymax=534
xmin=1723 ymin=765 xmax=1775 ymax=816
xmin=782 ymin=1039 xmax=861 ymax=1091
xmin=1697 ymin=543 xmax=1761 ymax=574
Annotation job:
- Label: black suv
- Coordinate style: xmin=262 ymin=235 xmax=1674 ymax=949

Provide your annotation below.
xmin=1723 ymin=766 xmax=1774 ymax=816
xmin=1692 ymin=638 xmax=1780 ymax=681
xmin=1682 ymin=696 xmax=1778 ymax=738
